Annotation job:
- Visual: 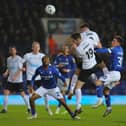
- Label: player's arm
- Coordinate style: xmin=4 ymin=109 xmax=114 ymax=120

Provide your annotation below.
xmin=95 ymin=47 xmax=111 ymax=54
xmin=12 ymin=59 xmax=25 ymax=81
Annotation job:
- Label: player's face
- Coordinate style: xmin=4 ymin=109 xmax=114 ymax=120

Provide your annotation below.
xmin=42 ymin=57 xmax=50 ymax=66
xmin=32 ymin=43 xmax=40 ymax=53
xmin=111 ymin=39 xmax=119 ymax=47
xmin=9 ymin=47 xmax=17 ymax=56
xmin=62 ymin=46 xmax=69 ymax=54
xmin=72 ymin=38 xmax=81 ymax=46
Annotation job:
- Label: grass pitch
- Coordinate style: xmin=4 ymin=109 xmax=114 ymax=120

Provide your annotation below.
xmin=0 ymin=105 xmax=126 ymax=126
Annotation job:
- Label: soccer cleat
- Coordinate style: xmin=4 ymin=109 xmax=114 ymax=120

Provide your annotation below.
xmin=55 ymin=107 xmax=60 ymax=114
xmin=71 ymin=112 xmax=80 ymax=120
xmin=0 ymin=109 xmax=7 ymax=113
xmin=46 ymin=108 xmax=53 ymax=116
xmin=26 ymin=108 xmax=31 ymax=114
xmin=102 ymin=108 xmax=112 ymax=117
xmin=74 ymin=108 xmax=82 ymax=115
xmin=27 ymin=114 xmax=37 ymax=120
xmin=92 ymin=100 xmax=103 ymax=108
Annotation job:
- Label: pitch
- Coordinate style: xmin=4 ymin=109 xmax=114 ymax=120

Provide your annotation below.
xmin=0 ymin=105 xmax=125 ymax=126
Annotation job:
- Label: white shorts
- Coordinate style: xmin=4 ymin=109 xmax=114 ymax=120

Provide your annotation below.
xmin=99 ymin=71 xmax=121 ymax=89
xmin=57 ymin=78 xmax=70 ymax=91
xmin=35 ymin=86 xmax=63 ymax=99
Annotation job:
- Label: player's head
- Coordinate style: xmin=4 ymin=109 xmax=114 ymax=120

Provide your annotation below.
xmin=9 ymin=45 xmax=17 ymax=56
xmin=32 ymin=41 xmax=40 ymax=54
xmin=62 ymin=45 xmax=70 ymax=55
xmin=42 ymin=55 xmax=50 ymax=67
xmin=71 ymin=33 xmax=81 ymax=45
xmin=111 ymin=35 xmax=123 ymax=47
xmin=80 ymin=23 xmax=89 ymax=32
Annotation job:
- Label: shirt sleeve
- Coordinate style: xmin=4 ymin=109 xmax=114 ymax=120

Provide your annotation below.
xmin=95 ymin=47 xmax=111 ymax=54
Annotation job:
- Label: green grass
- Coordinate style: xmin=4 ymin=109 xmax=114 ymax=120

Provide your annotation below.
xmin=0 ymin=105 xmax=126 ymax=126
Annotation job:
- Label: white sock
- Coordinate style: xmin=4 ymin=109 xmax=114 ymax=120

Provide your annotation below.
xmin=98 ymin=97 xmax=103 ymax=103
xmin=70 ymin=74 xmax=78 ymax=93
xmin=75 ymin=89 xmax=82 ymax=110
xmin=44 ymin=95 xmax=49 ymax=109
xmin=3 ymin=95 xmax=8 ymax=110
xmin=22 ymin=95 xmax=30 ymax=109
xmin=102 ymin=67 xmax=109 ymax=74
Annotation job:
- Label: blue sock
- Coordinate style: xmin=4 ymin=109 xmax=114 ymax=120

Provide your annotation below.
xmin=96 ymin=86 xmax=103 ymax=98
xmin=58 ymin=95 xmax=66 ymax=107
xmin=31 ymin=108 xmax=36 ymax=115
xmin=105 ymin=94 xmax=111 ymax=107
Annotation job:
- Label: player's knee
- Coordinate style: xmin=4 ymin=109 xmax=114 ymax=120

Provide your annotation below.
xmin=103 ymin=87 xmax=110 ymax=95
xmin=95 ymin=80 xmax=102 ymax=86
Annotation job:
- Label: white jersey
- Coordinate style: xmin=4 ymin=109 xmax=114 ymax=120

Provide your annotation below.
xmin=24 ymin=52 xmax=45 ymax=80
xmin=80 ymin=30 xmax=100 ymax=47
xmin=7 ymin=55 xmax=24 ymax=83
xmin=76 ymin=38 xmax=97 ymax=70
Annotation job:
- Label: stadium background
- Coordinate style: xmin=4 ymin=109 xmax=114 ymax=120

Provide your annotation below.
xmin=0 ymin=0 xmax=126 ymax=104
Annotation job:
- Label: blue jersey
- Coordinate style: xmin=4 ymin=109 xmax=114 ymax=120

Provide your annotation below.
xmin=96 ymin=46 xmax=124 ymax=71
xmin=53 ymin=54 xmax=76 ymax=78
xmin=31 ymin=65 xmax=65 ymax=89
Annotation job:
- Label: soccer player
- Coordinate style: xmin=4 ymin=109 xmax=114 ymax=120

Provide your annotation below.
xmin=0 ymin=46 xmax=30 ymax=113
xmin=53 ymin=45 xmax=77 ymax=114
xmin=27 ymin=56 xmax=79 ymax=119
xmin=95 ymin=35 xmax=124 ymax=117
xmin=70 ymin=33 xmax=101 ymax=114
xmin=24 ymin=41 xmax=52 ymax=115
xmin=68 ymin=23 xmax=103 ymax=108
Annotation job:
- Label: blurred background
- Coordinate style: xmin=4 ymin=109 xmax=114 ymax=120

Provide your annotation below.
xmin=0 ymin=0 xmax=126 ymax=96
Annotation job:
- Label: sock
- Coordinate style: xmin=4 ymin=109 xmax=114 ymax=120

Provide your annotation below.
xmin=22 ymin=95 xmax=30 ymax=109
xmin=3 ymin=95 xmax=8 ymax=110
xmin=70 ymin=74 xmax=78 ymax=93
xmin=102 ymin=67 xmax=109 ymax=74
xmin=31 ymin=108 xmax=36 ymax=115
xmin=44 ymin=95 xmax=49 ymax=109
xmin=96 ymin=86 xmax=103 ymax=98
xmin=75 ymin=89 xmax=82 ymax=110
xmin=104 ymin=94 xmax=111 ymax=108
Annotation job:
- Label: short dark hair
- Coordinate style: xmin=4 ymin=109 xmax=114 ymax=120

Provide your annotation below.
xmin=42 ymin=55 xmax=50 ymax=63
xmin=71 ymin=33 xmax=81 ymax=40
xmin=80 ymin=23 xmax=89 ymax=28
xmin=114 ymin=35 xmax=123 ymax=44
xmin=9 ymin=45 xmax=17 ymax=50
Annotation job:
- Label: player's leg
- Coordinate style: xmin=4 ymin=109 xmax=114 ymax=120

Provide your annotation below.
xmin=74 ymin=80 xmax=84 ymax=114
xmin=0 ymin=89 xmax=10 ymax=113
xmin=27 ymin=93 xmax=40 ymax=119
xmin=102 ymin=87 xmax=112 ymax=117
xmin=68 ymin=68 xmax=80 ymax=99
xmin=20 ymin=91 xmax=31 ymax=113
xmin=49 ymin=87 xmax=80 ymax=119
xmin=44 ymin=94 xmax=53 ymax=116
xmin=92 ymin=74 xmax=103 ymax=108
xmin=27 ymin=86 xmax=46 ymax=119
xmin=55 ymin=79 xmax=66 ymax=114
xmin=35 ymin=80 xmax=53 ymax=116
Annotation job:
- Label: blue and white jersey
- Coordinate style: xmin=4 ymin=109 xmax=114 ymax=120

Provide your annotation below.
xmin=53 ymin=54 xmax=76 ymax=78
xmin=31 ymin=65 xmax=65 ymax=89
xmin=96 ymin=46 xmax=124 ymax=71
xmin=24 ymin=52 xmax=45 ymax=80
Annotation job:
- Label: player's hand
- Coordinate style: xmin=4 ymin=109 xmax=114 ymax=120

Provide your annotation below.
xmin=62 ymin=69 xmax=70 ymax=73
